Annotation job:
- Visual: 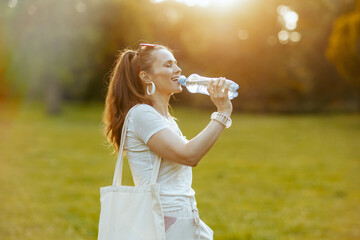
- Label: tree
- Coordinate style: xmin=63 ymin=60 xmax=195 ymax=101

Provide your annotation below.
xmin=326 ymin=0 xmax=360 ymax=111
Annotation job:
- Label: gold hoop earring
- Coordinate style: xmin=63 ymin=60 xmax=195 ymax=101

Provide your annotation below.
xmin=146 ymin=82 xmax=155 ymax=95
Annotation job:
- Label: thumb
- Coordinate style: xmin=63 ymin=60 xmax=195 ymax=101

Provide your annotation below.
xmin=223 ymin=81 xmax=230 ymax=97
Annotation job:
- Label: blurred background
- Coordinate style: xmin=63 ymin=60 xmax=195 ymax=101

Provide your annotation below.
xmin=1 ymin=0 xmax=360 ymax=240
xmin=1 ymin=0 xmax=359 ymax=113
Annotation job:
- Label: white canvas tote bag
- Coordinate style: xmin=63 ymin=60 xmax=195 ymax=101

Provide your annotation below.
xmin=97 ymin=105 xmax=165 ymax=240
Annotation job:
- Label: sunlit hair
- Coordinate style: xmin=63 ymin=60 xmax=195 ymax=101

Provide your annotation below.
xmin=102 ymin=43 xmax=172 ymax=153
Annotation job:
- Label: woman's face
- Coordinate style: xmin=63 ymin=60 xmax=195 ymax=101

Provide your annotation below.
xmin=147 ymin=49 xmax=182 ymax=95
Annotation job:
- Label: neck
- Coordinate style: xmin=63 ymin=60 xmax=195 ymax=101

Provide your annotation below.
xmin=148 ymin=92 xmax=171 ymax=117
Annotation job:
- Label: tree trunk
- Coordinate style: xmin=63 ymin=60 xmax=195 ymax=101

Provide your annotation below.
xmin=358 ymin=88 xmax=360 ymax=112
xmin=45 ymin=75 xmax=62 ymax=116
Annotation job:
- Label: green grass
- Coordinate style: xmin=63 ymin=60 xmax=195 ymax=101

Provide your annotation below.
xmin=0 ymin=101 xmax=359 ymax=239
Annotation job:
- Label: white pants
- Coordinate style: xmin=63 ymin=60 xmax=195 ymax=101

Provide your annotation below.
xmin=163 ymin=197 xmax=214 ymax=240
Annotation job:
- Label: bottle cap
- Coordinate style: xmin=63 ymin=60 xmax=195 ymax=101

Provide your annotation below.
xmin=178 ymin=75 xmax=187 ymax=86
xmin=234 ymin=83 xmax=239 ymax=90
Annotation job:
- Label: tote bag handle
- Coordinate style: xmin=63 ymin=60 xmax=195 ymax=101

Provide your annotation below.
xmin=112 ymin=104 xmax=161 ymax=186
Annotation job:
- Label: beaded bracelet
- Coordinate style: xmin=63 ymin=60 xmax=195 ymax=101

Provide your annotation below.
xmin=211 ymin=112 xmax=232 ymax=128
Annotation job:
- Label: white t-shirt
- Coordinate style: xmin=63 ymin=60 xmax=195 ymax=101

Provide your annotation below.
xmin=124 ymin=104 xmax=196 ymax=211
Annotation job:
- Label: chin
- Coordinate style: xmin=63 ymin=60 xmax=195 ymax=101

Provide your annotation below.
xmin=173 ymin=86 xmax=183 ymax=94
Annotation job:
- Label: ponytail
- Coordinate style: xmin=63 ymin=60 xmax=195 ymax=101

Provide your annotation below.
xmin=102 ymin=49 xmax=150 ymax=153
xmin=102 ymin=44 xmax=170 ymax=153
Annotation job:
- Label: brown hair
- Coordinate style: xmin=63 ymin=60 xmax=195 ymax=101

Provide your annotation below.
xmin=102 ymin=43 xmax=170 ymax=153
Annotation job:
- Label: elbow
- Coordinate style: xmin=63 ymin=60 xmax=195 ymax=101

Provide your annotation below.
xmin=171 ymin=145 xmax=201 ymax=167
xmin=171 ymin=152 xmax=199 ymax=167
xmin=188 ymin=160 xmax=198 ymax=167
xmin=192 ymin=162 xmax=198 ymax=167
xmin=182 ymin=152 xmax=200 ymax=167
xmin=183 ymin=158 xmax=198 ymax=167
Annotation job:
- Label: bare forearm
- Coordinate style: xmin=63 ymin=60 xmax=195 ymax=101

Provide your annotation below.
xmin=185 ymin=120 xmax=226 ymax=165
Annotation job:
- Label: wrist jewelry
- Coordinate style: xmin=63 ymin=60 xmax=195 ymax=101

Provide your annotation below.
xmin=211 ymin=112 xmax=232 ymax=128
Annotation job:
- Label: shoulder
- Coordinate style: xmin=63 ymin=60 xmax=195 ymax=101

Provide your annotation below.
xmin=131 ymin=104 xmax=156 ymax=113
xmin=129 ymin=104 xmax=165 ymax=125
xmin=128 ymin=104 xmax=168 ymax=143
xmin=130 ymin=104 xmax=159 ymax=118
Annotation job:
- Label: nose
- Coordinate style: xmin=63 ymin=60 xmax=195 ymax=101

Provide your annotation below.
xmin=175 ymin=64 xmax=182 ymax=74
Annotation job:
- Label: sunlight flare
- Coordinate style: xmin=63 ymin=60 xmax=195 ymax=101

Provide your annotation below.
xmin=151 ymin=0 xmax=248 ymax=8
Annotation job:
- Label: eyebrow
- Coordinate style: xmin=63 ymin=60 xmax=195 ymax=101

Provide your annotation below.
xmin=165 ymin=60 xmax=177 ymax=64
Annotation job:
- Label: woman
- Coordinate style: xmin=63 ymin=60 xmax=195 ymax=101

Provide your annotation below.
xmin=102 ymin=43 xmax=233 ymax=239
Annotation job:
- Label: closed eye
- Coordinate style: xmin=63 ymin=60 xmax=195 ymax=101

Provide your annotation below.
xmin=165 ymin=60 xmax=177 ymax=67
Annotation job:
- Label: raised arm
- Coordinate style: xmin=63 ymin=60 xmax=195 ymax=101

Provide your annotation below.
xmin=147 ymin=78 xmax=233 ymax=167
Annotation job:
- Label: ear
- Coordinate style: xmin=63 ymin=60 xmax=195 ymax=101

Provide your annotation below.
xmin=139 ymin=71 xmax=152 ymax=84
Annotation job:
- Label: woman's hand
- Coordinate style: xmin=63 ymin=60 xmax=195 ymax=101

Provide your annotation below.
xmin=207 ymin=78 xmax=233 ymax=117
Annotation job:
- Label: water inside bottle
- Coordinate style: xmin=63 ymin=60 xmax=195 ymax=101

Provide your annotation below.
xmin=186 ymin=80 xmax=209 ymax=94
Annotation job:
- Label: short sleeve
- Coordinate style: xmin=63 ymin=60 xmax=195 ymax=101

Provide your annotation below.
xmin=130 ymin=104 xmax=168 ymax=144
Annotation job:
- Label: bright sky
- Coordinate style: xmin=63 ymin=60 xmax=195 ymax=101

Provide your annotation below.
xmin=151 ymin=0 xmax=247 ymax=8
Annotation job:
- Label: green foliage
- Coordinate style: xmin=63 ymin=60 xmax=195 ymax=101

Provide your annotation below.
xmin=326 ymin=0 xmax=360 ymax=88
xmin=0 ymin=103 xmax=359 ymax=239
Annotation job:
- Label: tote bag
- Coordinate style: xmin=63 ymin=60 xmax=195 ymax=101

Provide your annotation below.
xmin=97 ymin=105 xmax=166 ymax=240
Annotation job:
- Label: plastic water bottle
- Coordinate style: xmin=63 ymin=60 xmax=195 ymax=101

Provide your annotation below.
xmin=178 ymin=74 xmax=239 ymax=99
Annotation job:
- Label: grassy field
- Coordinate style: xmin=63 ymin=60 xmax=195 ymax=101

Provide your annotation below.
xmin=0 ymin=102 xmax=359 ymax=240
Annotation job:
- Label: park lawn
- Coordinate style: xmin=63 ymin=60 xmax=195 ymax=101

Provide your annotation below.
xmin=0 ymin=101 xmax=359 ymax=240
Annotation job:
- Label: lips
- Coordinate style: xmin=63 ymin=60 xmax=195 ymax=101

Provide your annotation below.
xmin=171 ymin=76 xmax=180 ymax=81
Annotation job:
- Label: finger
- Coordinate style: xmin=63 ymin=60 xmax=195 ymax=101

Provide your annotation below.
xmin=213 ymin=78 xmax=220 ymax=92
xmin=210 ymin=79 xmax=218 ymax=96
xmin=212 ymin=78 xmax=219 ymax=88
xmin=217 ymin=78 xmax=225 ymax=94
xmin=216 ymin=78 xmax=223 ymax=88
xmin=207 ymin=78 xmax=214 ymax=87
xmin=224 ymin=80 xmax=230 ymax=91
xmin=207 ymin=83 xmax=212 ymax=95
xmin=223 ymin=81 xmax=230 ymax=98
xmin=207 ymin=79 xmax=215 ymax=95
xmin=220 ymin=77 xmax=226 ymax=88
